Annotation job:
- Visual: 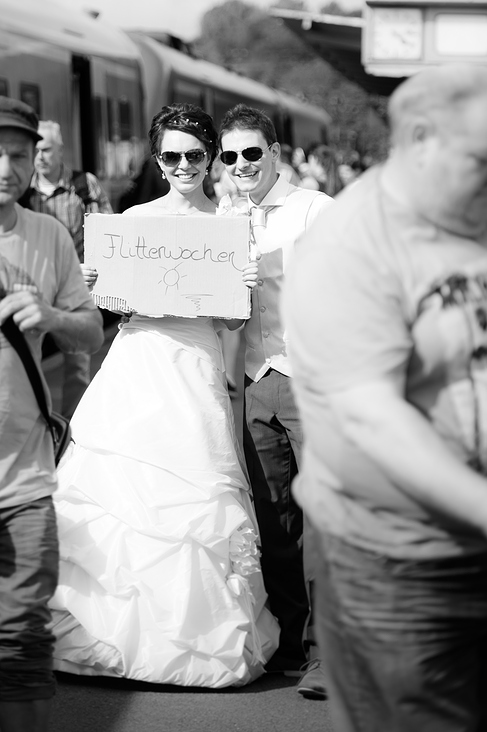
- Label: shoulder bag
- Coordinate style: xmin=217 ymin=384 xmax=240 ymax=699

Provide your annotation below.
xmin=0 ymin=314 xmax=72 ymax=465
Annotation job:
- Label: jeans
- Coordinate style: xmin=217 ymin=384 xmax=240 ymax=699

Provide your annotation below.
xmin=0 ymin=497 xmax=59 ymax=701
xmin=313 ymin=529 xmax=487 ymax=732
xmin=244 ymin=370 xmax=309 ymax=661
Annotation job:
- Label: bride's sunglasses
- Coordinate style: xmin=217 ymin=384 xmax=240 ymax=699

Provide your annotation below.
xmin=219 ymin=144 xmax=272 ymax=166
xmin=157 ymin=149 xmax=207 ymax=166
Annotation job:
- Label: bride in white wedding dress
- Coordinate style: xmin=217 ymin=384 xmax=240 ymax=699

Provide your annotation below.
xmin=49 ymin=103 xmax=279 ymax=687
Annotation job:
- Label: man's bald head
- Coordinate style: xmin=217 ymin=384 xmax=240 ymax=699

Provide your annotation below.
xmin=389 ymin=64 xmax=487 ymax=147
xmin=382 ymin=64 xmax=487 ymax=238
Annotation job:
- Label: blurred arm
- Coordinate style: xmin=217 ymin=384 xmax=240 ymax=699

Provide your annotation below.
xmin=329 ymin=376 xmax=487 ymax=536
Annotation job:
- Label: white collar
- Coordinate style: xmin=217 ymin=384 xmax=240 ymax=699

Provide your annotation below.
xmin=248 ymin=174 xmax=295 ymax=209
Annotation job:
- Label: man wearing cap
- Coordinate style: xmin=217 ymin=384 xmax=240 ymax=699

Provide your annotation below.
xmin=0 ymin=97 xmax=103 ymax=732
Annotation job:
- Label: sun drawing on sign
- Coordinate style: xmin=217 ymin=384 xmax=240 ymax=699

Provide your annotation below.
xmin=158 ymin=263 xmax=187 ymax=294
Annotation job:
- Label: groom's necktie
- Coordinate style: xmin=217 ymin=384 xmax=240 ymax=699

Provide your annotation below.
xmin=250 ymin=205 xmax=274 ymax=255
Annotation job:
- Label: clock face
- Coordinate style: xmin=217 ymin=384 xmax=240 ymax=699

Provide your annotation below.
xmin=371 ymin=7 xmax=423 ymax=60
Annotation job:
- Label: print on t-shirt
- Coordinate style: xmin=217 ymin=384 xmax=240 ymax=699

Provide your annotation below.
xmin=413 ymin=267 xmax=487 ymax=473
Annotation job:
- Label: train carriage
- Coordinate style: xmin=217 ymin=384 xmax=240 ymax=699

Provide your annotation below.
xmin=130 ymin=30 xmax=331 ymax=152
xmin=0 ymin=0 xmax=145 ymax=206
xmin=0 ymin=0 xmax=331 ymax=211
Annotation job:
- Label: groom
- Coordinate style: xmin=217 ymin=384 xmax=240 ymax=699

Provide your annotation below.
xmin=218 ymin=104 xmax=334 ymax=698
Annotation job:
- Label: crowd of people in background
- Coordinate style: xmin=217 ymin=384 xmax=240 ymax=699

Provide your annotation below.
xmin=120 ymin=136 xmax=369 ymax=217
xmin=211 ymin=141 xmax=368 ymax=203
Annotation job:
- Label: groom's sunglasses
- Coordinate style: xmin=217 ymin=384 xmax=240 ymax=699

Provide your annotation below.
xmin=219 ymin=144 xmax=272 ymax=166
xmin=157 ymin=149 xmax=207 ymax=166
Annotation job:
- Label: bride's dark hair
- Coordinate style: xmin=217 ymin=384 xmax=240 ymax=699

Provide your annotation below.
xmin=149 ymin=103 xmax=218 ymax=172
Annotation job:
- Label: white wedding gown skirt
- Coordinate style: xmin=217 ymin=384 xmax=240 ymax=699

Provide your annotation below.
xmin=50 ymin=316 xmax=279 ymax=687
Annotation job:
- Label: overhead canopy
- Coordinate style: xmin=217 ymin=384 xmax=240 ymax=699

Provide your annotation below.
xmin=1 ymin=0 xmax=140 ymax=61
xmin=270 ymin=8 xmax=405 ymax=96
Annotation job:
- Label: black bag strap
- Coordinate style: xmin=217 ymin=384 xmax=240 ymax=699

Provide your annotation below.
xmin=18 ymin=172 xmax=94 ymax=211
xmin=0 ymin=315 xmax=55 ymax=441
xmin=17 ymin=186 xmax=35 ymax=210
xmin=71 ymin=170 xmax=94 ymax=209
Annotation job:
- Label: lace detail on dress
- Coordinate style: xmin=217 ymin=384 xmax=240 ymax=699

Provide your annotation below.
xmin=229 ymin=524 xmax=260 ymax=577
xmin=227 ymin=523 xmax=265 ymax=666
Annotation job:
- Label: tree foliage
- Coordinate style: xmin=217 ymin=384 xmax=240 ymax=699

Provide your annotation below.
xmin=320 ymin=1 xmax=362 ymax=17
xmin=193 ymin=0 xmax=387 ymax=161
xmin=273 ymin=0 xmax=306 ymax=9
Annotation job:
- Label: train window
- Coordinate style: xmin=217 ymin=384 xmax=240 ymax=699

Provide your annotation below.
xmin=20 ymin=83 xmax=41 ymax=116
xmin=213 ymin=97 xmax=241 ymax=129
xmin=0 ymin=78 xmax=9 ymax=97
xmin=119 ymin=99 xmax=132 ymax=141
xmin=94 ymin=96 xmax=108 ymax=178
xmin=282 ymin=116 xmax=293 ymax=147
xmin=173 ymin=78 xmax=204 ymax=108
xmin=94 ymin=96 xmax=104 ymax=139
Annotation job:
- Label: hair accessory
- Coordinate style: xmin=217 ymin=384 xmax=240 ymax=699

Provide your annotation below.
xmin=172 ymin=114 xmax=203 ymax=132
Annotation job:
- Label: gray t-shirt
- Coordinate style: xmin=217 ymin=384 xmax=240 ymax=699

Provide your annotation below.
xmin=0 ymin=204 xmax=97 ymax=508
xmin=286 ymin=167 xmax=487 ymax=559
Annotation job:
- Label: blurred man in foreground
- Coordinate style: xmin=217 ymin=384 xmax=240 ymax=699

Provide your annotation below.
xmin=0 ymin=96 xmax=103 ymax=732
xmin=284 ymin=64 xmax=487 ymax=731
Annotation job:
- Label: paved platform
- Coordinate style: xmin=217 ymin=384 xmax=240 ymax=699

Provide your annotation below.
xmin=50 ymin=670 xmax=332 ymax=732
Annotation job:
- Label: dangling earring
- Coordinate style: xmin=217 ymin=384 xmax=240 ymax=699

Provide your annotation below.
xmin=161 ymin=171 xmax=166 ymax=180
xmin=205 ymin=169 xmax=209 ymax=176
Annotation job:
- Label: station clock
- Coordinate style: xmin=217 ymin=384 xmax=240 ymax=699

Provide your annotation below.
xmin=370 ymin=6 xmax=423 ymax=60
xmin=363 ymin=1 xmax=487 ymax=77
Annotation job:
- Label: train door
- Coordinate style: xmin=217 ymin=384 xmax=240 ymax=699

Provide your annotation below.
xmin=72 ymin=54 xmax=96 ymax=173
xmin=280 ymin=113 xmax=293 ymax=147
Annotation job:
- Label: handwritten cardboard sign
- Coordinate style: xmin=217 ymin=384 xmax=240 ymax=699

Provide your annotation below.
xmin=84 ymin=213 xmax=251 ymax=318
